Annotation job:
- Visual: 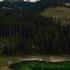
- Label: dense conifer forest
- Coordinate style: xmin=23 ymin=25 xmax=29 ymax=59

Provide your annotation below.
xmin=0 ymin=0 xmax=70 ymax=56
xmin=0 ymin=13 xmax=70 ymax=56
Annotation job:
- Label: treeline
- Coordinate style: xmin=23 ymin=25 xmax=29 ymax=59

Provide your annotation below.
xmin=1 ymin=0 xmax=70 ymax=15
xmin=0 ymin=15 xmax=70 ymax=56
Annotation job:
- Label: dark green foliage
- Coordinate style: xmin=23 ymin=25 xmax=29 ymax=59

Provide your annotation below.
xmin=0 ymin=13 xmax=70 ymax=55
xmin=10 ymin=61 xmax=70 ymax=70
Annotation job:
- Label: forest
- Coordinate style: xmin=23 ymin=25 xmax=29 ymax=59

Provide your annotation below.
xmin=0 ymin=13 xmax=70 ymax=56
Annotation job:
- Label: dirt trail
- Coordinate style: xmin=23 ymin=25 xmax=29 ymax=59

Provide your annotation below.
xmin=10 ymin=55 xmax=69 ymax=64
xmin=0 ymin=55 xmax=69 ymax=70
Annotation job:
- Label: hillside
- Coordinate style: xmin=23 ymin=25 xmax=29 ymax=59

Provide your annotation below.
xmin=40 ymin=6 xmax=70 ymax=17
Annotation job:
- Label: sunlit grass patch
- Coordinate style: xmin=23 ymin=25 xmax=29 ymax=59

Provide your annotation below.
xmin=40 ymin=6 xmax=70 ymax=17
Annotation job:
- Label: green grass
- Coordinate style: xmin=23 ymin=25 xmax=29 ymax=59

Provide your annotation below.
xmin=0 ymin=56 xmax=23 ymax=65
xmin=10 ymin=61 xmax=70 ymax=70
